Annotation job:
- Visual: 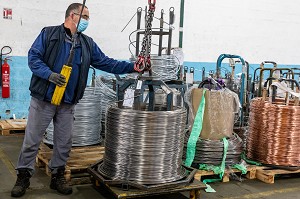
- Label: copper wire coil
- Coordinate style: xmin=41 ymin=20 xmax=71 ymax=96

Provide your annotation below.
xmin=246 ymin=97 xmax=300 ymax=167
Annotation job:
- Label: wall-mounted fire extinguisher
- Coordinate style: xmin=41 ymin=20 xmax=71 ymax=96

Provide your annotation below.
xmin=0 ymin=46 xmax=12 ymax=98
xmin=2 ymin=58 xmax=10 ymax=98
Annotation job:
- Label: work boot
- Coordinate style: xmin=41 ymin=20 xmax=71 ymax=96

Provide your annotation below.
xmin=50 ymin=168 xmax=72 ymax=195
xmin=11 ymin=169 xmax=31 ymax=197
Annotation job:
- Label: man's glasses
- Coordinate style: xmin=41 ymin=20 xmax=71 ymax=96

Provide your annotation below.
xmin=73 ymin=12 xmax=90 ymax=21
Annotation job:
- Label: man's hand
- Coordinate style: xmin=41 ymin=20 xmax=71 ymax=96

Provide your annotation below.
xmin=48 ymin=73 xmax=66 ymax=86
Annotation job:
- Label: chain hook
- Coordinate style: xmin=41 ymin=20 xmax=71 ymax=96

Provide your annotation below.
xmin=145 ymin=55 xmax=151 ymax=70
xmin=148 ymin=0 xmax=156 ymax=11
xmin=134 ymin=56 xmax=146 ymax=72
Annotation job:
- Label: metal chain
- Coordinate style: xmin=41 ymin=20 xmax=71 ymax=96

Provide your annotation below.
xmin=146 ymin=8 xmax=155 ymax=69
xmin=134 ymin=0 xmax=156 ymax=72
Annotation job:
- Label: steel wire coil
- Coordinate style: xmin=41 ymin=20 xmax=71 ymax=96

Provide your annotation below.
xmin=233 ymin=126 xmax=248 ymax=150
xmin=246 ymin=97 xmax=300 ymax=167
xmin=183 ymin=133 xmax=243 ymax=166
xmin=98 ymin=105 xmax=188 ymax=184
xmin=95 ymin=75 xmax=116 ymax=138
xmin=127 ymin=55 xmax=180 ymax=81
xmin=44 ymin=86 xmax=102 ymax=146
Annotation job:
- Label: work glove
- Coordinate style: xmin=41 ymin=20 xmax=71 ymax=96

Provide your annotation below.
xmin=48 ymin=73 xmax=66 ymax=87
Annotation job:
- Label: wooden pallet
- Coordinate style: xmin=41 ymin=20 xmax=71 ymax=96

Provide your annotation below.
xmin=256 ymin=167 xmax=300 ymax=184
xmin=0 ymin=119 xmax=27 ymax=135
xmin=194 ymin=166 xmax=257 ymax=182
xmin=36 ymin=142 xmax=105 ymax=185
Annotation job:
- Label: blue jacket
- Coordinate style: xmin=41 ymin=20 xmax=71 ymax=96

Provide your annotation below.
xmin=28 ymin=24 xmax=134 ymax=104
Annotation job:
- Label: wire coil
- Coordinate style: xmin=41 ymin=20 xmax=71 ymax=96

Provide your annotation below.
xmin=183 ymin=133 xmax=243 ymax=167
xmin=233 ymin=126 xmax=248 ymax=150
xmin=246 ymin=97 xmax=300 ymax=167
xmin=95 ymin=76 xmax=116 ymax=137
xmin=98 ymin=105 xmax=188 ymax=184
xmin=44 ymin=86 xmax=102 ymax=146
xmin=128 ymin=55 xmax=180 ymax=81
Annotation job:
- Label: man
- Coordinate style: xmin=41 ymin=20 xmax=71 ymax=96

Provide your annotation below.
xmin=11 ymin=3 xmax=138 ymax=197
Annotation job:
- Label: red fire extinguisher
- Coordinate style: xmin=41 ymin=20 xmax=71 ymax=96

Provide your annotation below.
xmin=1 ymin=46 xmax=12 ymax=98
xmin=2 ymin=58 xmax=10 ymax=98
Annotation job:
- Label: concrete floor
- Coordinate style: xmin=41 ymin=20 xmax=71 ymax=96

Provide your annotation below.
xmin=1 ymin=135 xmax=300 ymax=199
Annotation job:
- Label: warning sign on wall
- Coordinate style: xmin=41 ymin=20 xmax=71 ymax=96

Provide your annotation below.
xmin=3 ymin=8 xmax=12 ymax=19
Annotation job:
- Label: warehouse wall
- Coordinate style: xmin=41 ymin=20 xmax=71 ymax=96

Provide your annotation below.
xmin=0 ymin=0 xmax=299 ymax=119
xmin=183 ymin=0 xmax=300 ymax=64
xmin=0 ymin=0 xmax=181 ymax=119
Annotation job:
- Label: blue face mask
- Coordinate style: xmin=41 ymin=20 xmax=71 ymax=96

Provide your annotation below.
xmin=77 ymin=18 xmax=89 ymax=32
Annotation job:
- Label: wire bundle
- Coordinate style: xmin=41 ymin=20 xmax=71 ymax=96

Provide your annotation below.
xmin=95 ymin=76 xmax=116 ymax=138
xmin=183 ymin=133 xmax=243 ymax=167
xmin=246 ymin=98 xmax=300 ymax=166
xmin=44 ymin=86 xmax=102 ymax=146
xmin=233 ymin=126 xmax=248 ymax=150
xmin=98 ymin=105 xmax=188 ymax=184
xmin=127 ymin=55 xmax=180 ymax=81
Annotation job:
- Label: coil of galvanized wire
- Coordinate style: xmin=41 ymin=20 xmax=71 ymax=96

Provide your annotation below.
xmin=44 ymin=86 xmax=102 ymax=146
xmin=127 ymin=55 xmax=180 ymax=81
xmin=97 ymin=105 xmax=188 ymax=184
xmin=95 ymin=75 xmax=116 ymax=138
xmin=246 ymin=97 xmax=300 ymax=167
xmin=183 ymin=133 xmax=243 ymax=167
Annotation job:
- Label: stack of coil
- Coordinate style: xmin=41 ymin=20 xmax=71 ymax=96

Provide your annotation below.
xmin=128 ymin=55 xmax=180 ymax=81
xmin=95 ymin=75 xmax=116 ymax=138
xmin=44 ymin=86 xmax=102 ymax=146
xmin=233 ymin=126 xmax=248 ymax=150
xmin=98 ymin=105 xmax=188 ymax=184
xmin=183 ymin=133 xmax=243 ymax=167
xmin=183 ymin=87 xmax=243 ymax=167
xmin=247 ymin=97 xmax=300 ymax=167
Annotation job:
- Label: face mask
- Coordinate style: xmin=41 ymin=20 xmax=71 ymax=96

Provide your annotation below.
xmin=77 ymin=18 xmax=89 ymax=32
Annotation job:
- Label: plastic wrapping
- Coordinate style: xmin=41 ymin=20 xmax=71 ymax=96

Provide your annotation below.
xmin=187 ymin=87 xmax=240 ymax=140
xmin=183 ymin=133 xmax=243 ymax=166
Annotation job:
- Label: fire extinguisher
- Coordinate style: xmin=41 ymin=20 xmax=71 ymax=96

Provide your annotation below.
xmin=2 ymin=58 xmax=10 ymax=98
xmin=0 ymin=46 xmax=12 ymax=98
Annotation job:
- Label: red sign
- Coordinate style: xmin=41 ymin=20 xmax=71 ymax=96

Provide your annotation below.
xmin=3 ymin=8 xmax=12 ymax=19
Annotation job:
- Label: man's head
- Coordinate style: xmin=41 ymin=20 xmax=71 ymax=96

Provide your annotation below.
xmin=64 ymin=3 xmax=90 ymax=34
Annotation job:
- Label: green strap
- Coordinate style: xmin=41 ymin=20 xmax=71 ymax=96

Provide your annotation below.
xmin=233 ymin=163 xmax=247 ymax=175
xmin=241 ymin=152 xmax=262 ymax=166
xmin=203 ymin=137 xmax=228 ymax=193
xmin=199 ymin=164 xmax=222 ymax=175
xmin=220 ymin=137 xmax=228 ymax=177
xmin=185 ymin=90 xmax=206 ymax=167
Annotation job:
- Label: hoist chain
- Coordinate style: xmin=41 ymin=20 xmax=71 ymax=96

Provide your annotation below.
xmin=134 ymin=0 xmax=156 ymax=73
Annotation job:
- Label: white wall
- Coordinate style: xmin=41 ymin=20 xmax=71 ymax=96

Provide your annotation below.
xmin=1 ymin=0 xmax=300 ymax=64
xmin=0 ymin=0 xmax=181 ymax=59
xmin=183 ymin=0 xmax=300 ymax=64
